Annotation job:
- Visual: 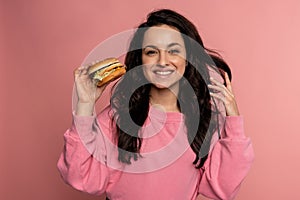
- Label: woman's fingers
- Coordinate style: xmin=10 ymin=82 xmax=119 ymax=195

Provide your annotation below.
xmin=74 ymin=65 xmax=88 ymax=78
xmin=210 ymin=76 xmax=225 ymax=87
xmin=224 ymin=72 xmax=233 ymax=92
xmin=209 ymin=91 xmax=226 ymax=102
xmin=74 ymin=63 xmax=108 ymax=105
xmin=209 ymin=77 xmax=234 ymax=98
xmin=208 ymin=84 xmax=230 ymax=98
xmin=208 ymin=76 xmax=239 ymax=116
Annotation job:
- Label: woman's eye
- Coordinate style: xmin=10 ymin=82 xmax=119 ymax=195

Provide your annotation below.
xmin=168 ymin=49 xmax=180 ymax=54
xmin=145 ymin=50 xmax=157 ymax=56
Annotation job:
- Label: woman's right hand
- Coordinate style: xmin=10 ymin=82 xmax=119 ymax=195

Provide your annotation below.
xmin=74 ymin=64 xmax=107 ymax=116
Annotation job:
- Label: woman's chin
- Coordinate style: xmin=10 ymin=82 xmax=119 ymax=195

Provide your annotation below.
xmin=152 ymin=83 xmax=170 ymax=89
xmin=150 ymin=81 xmax=179 ymax=90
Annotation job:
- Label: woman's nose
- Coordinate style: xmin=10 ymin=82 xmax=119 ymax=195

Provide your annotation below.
xmin=158 ymin=50 xmax=169 ymax=66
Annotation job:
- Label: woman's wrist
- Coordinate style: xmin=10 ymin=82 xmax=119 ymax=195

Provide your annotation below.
xmin=75 ymin=102 xmax=95 ymax=116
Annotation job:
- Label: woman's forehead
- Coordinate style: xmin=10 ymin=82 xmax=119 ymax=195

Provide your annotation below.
xmin=142 ymin=25 xmax=185 ymax=48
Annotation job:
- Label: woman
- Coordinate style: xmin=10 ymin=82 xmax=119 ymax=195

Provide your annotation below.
xmin=57 ymin=9 xmax=254 ymax=200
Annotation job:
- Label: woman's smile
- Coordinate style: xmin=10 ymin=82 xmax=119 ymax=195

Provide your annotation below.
xmin=152 ymin=67 xmax=175 ymax=77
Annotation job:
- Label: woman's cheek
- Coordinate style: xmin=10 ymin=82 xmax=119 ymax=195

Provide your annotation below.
xmin=142 ymin=65 xmax=151 ymax=82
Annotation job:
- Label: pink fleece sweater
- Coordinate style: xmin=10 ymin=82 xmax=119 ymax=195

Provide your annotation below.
xmin=57 ymin=105 xmax=254 ymax=200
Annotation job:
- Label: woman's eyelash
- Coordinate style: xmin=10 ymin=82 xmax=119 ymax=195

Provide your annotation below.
xmin=145 ymin=50 xmax=157 ymax=55
xmin=168 ymin=49 xmax=180 ymax=54
xmin=144 ymin=48 xmax=180 ymax=55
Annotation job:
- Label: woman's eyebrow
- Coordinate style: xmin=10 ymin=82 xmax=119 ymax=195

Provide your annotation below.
xmin=143 ymin=45 xmax=158 ymax=49
xmin=167 ymin=42 xmax=183 ymax=48
xmin=143 ymin=43 xmax=183 ymax=49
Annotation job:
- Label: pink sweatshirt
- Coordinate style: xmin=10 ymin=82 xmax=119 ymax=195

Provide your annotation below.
xmin=57 ymin=105 xmax=254 ymax=200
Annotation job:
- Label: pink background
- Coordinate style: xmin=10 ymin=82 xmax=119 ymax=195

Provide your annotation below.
xmin=1 ymin=0 xmax=300 ymax=199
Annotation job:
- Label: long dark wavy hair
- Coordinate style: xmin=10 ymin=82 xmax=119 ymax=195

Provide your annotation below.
xmin=110 ymin=9 xmax=231 ymax=168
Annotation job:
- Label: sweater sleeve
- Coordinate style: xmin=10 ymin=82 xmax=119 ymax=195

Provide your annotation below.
xmin=57 ymin=112 xmax=111 ymax=196
xmin=198 ymin=116 xmax=254 ymax=200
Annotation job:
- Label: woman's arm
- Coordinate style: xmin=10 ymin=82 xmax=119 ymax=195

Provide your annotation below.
xmin=57 ymin=64 xmax=112 ymax=195
xmin=198 ymin=72 xmax=254 ymax=199
xmin=198 ymin=116 xmax=254 ymax=200
xmin=57 ymin=113 xmax=110 ymax=195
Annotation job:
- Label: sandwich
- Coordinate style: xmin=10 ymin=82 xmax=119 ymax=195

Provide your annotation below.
xmin=88 ymin=57 xmax=126 ymax=87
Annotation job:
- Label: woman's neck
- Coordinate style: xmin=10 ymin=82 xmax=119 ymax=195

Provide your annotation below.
xmin=149 ymin=86 xmax=180 ymax=112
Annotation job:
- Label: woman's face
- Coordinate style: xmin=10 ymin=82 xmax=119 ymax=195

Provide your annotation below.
xmin=142 ymin=25 xmax=186 ymax=89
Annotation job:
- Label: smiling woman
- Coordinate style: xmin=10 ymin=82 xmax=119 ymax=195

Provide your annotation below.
xmin=57 ymin=9 xmax=254 ymax=200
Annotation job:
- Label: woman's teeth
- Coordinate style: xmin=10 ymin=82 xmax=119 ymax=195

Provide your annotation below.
xmin=154 ymin=70 xmax=173 ymax=75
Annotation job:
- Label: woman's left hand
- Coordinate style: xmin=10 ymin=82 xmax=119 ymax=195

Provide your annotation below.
xmin=208 ymin=72 xmax=240 ymax=116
